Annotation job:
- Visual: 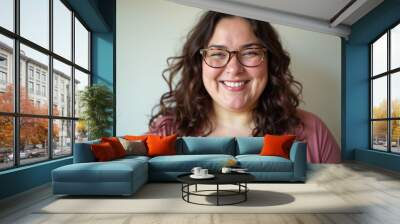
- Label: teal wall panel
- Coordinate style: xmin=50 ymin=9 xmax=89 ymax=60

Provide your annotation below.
xmin=355 ymin=149 xmax=400 ymax=172
xmin=92 ymin=33 xmax=113 ymax=88
xmin=344 ymin=0 xmax=400 ymax=171
xmin=0 ymin=158 xmax=72 ymax=199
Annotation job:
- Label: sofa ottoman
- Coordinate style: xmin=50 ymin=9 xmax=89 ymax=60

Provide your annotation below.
xmin=52 ymin=156 xmax=149 ymax=196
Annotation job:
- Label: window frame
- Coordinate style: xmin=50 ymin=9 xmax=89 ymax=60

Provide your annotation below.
xmin=0 ymin=0 xmax=92 ymax=171
xmin=370 ymin=20 xmax=400 ymax=154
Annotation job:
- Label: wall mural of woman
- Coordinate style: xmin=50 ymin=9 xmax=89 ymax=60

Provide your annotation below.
xmin=147 ymin=11 xmax=341 ymax=163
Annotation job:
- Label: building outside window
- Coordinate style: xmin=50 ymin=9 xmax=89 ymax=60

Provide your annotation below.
xmin=36 ymin=83 xmax=40 ymax=95
xmin=41 ymin=73 xmax=46 ymax=83
xmin=28 ymin=81 xmax=34 ymax=94
xmin=42 ymin=85 xmax=46 ymax=97
xmin=35 ymin=70 xmax=40 ymax=81
xmin=28 ymin=66 xmax=34 ymax=80
xmin=0 ymin=54 xmax=7 ymax=67
xmin=0 ymin=54 xmax=7 ymax=89
xmin=0 ymin=71 xmax=6 ymax=84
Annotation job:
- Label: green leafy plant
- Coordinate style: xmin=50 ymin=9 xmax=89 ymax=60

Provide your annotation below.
xmin=79 ymin=84 xmax=113 ymax=140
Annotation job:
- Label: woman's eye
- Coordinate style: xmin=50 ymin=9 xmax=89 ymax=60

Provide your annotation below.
xmin=241 ymin=50 xmax=260 ymax=57
xmin=209 ymin=52 xmax=226 ymax=58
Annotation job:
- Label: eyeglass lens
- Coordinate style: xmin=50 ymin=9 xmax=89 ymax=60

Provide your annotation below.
xmin=202 ymin=48 xmax=265 ymax=68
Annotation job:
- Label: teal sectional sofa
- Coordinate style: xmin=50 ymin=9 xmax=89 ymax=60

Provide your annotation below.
xmin=52 ymin=137 xmax=307 ymax=196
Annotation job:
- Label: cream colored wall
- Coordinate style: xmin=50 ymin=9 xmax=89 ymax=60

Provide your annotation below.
xmin=275 ymin=25 xmax=341 ymax=143
xmin=116 ymin=0 xmax=341 ymax=143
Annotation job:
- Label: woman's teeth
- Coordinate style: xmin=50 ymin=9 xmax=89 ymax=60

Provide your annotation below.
xmin=222 ymin=81 xmax=246 ymax=88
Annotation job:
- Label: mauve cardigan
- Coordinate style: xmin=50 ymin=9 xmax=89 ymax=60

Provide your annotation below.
xmin=148 ymin=109 xmax=341 ymax=163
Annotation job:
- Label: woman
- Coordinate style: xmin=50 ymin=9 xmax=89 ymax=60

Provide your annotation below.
xmin=148 ymin=11 xmax=340 ymax=163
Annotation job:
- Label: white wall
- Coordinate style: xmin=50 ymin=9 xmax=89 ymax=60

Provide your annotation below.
xmin=116 ymin=0 xmax=341 ymax=143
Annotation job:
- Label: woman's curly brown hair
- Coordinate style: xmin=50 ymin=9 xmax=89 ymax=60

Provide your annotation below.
xmin=149 ymin=11 xmax=303 ymax=136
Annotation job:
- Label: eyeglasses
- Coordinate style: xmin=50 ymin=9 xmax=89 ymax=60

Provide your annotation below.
xmin=199 ymin=46 xmax=267 ymax=68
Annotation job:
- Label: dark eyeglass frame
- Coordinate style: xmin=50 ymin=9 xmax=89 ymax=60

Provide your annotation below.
xmin=199 ymin=46 xmax=267 ymax=68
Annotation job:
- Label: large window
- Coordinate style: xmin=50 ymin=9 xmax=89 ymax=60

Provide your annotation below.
xmin=371 ymin=22 xmax=400 ymax=154
xmin=0 ymin=0 xmax=90 ymax=171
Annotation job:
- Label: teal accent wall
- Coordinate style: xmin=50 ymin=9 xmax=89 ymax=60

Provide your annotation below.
xmin=344 ymin=0 xmax=400 ymax=171
xmin=355 ymin=149 xmax=400 ymax=172
xmin=91 ymin=0 xmax=115 ymax=135
xmin=92 ymin=32 xmax=113 ymax=90
xmin=0 ymin=0 xmax=115 ymax=200
xmin=66 ymin=0 xmax=110 ymax=32
xmin=0 ymin=158 xmax=72 ymax=199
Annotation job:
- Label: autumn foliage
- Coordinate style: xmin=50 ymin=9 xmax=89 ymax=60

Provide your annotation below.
xmin=372 ymin=99 xmax=400 ymax=142
xmin=0 ymin=84 xmax=59 ymax=150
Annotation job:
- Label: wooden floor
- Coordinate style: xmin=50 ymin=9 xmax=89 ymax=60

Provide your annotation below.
xmin=1 ymin=162 xmax=400 ymax=224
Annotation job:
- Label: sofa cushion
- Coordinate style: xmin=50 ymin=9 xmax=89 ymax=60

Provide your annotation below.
xmin=124 ymin=135 xmax=148 ymax=141
xmin=148 ymin=154 xmax=235 ymax=172
xmin=236 ymin=137 xmax=263 ymax=155
xmin=114 ymin=155 xmax=150 ymax=164
xmin=101 ymin=137 xmax=127 ymax=158
xmin=177 ymin=137 xmax=236 ymax=155
xmin=147 ymin=134 xmax=177 ymax=157
xmin=259 ymin=134 xmax=296 ymax=159
xmin=91 ymin=142 xmax=118 ymax=161
xmin=118 ymin=138 xmax=147 ymax=156
xmin=236 ymin=155 xmax=293 ymax=172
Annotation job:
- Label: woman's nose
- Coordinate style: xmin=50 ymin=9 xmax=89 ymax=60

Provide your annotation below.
xmin=225 ymin=54 xmax=244 ymax=74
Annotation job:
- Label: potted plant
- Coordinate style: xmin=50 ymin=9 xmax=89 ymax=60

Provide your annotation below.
xmin=79 ymin=84 xmax=113 ymax=140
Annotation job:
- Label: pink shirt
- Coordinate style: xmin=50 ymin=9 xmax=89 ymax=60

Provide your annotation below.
xmin=292 ymin=109 xmax=341 ymax=163
xmin=148 ymin=109 xmax=341 ymax=163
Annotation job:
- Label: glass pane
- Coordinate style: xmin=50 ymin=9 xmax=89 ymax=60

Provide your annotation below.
xmin=372 ymin=121 xmax=387 ymax=151
xmin=0 ymin=0 xmax=14 ymax=31
xmin=20 ymin=117 xmax=49 ymax=165
xmin=74 ymin=17 xmax=89 ymax=70
xmin=53 ymin=0 xmax=72 ymax=60
xmin=20 ymin=44 xmax=49 ymax=115
xmin=392 ymin=120 xmax=400 ymax=153
xmin=53 ymin=59 xmax=72 ymax=117
xmin=391 ymin=24 xmax=400 ymax=70
xmin=0 ymin=116 xmax=13 ymax=170
xmin=372 ymin=33 xmax=387 ymax=76
xmin=392 ymin=72 xmax=400 ymax=118
xmin=74 ymin=69 xmax=89 ymax=118
xmin=20 ymin=0 xmax=49 ymax=49
xmin=75 ymin=120 xmax=88 ymax=143
xmin=390 ymin=120 xmax=400 ymax=153
xmin=372 ymin=77 xmax=387 ymax=119
xmin=53 ymin=119 xmax=72 ymax=157
xmin=0 ymin=34 xmax=14 ymax=112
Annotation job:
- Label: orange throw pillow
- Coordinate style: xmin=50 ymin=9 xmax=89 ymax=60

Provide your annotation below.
xmin=259 ymin=134 xmax=296 ymax=159
xmin=101 ymin=137 xmax=127 ymax=158
xmin=146 ymin=134 xmax=177 ymax=157
xmin=91 ymin=142 xmax=117 ymax=161
xmin=124 ymin=135 xmax=148 ymax=141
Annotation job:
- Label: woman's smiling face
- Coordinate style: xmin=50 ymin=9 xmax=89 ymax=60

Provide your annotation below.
xmin=202 ymin=16 xmax=268 ymax=113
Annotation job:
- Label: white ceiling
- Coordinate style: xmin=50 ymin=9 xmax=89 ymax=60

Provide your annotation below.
xmin=167 ymin=0 xmax=384 ymax=38
xmin=227 ymin=0 xmax=353 ymax=23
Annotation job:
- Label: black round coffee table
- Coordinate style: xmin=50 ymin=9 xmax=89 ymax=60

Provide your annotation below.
xmin=177 ymin=173 xmax=255 ymax=206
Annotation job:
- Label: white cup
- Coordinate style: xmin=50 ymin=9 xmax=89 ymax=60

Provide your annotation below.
xmin=221 ymin=167 xmax=232 ymax=174
xmin=191 ymin=167 xmax=202 ymax=176
xmin=200 ymin=169 xmax=208 ymax=176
